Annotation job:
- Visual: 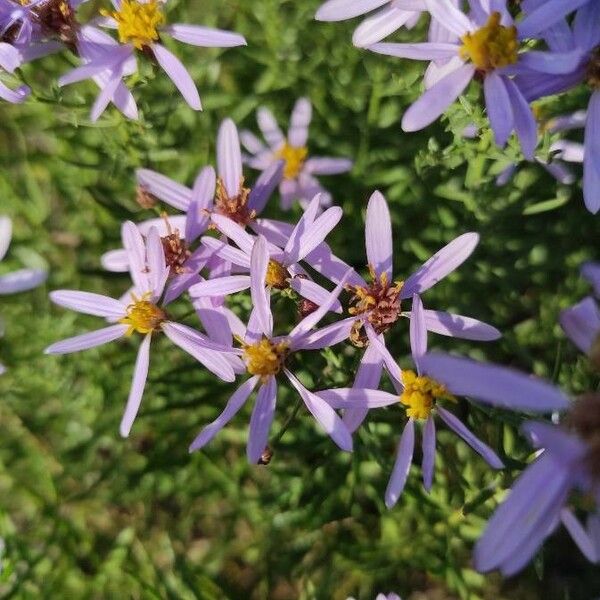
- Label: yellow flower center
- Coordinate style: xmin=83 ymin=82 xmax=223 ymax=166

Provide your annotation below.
xmin=276 ymin=143 xmax=308 ymax=180
xmin=119 ymin=294 xmax=165 ymax=336
xmin=104 ymin=0 xmax=165 ymax=50
xmin=265 ymin=260 xmax=288 ymax=289
xmin=243 ymin=338 xmax=289 ymax=381
xmin=460 ymin=12 xmax=518 ymax=71
xmin=400 ymin=370 xmax=454 ymax=420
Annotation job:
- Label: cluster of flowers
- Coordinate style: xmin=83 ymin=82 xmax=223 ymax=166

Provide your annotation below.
xmin=317 ymin=0 xmax=600 ymax=212
xmin=3 ymin=0 xmax=599 ymax=584
xmin=2 ymin=1 xmax=598 ymax=211
xmin=38 ymin=103 xmax=600 ymax=576
xmin=0 ymin=0 xmax=246 ymax=118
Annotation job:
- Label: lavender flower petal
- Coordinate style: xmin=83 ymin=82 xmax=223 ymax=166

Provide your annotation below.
xmin=288 ymin=97 xmax=312 ymax=147
xmin=581 ymin=262 xmax=600 ymax=297
xmin=344 ymin=343 xmax=384 ymax=432
xmin=365 ymin=190 xmax=393 ymax=279
xmin=484 ymin=71 xmax=513 ymax=148
xmin=422 ymin=415 xmax=436 ymax=491
xmin=136 ymin=169 xmax=192 ymax=211
xmin=518 ymin=0 xmax=589 ymax=38
xmin=45 ymin=324 xmax=128 ymax=354
xmin=285 ymin=368 xmax=353 ymax=451
xmin=410 ymin=294 xmax=427 ymax=369
xmin=250 ymin=235 xmax=273 ymax=337
xmin=248 ymin=160 xmax=285 ymax=213
xmin=152 ymin=43 xmax=201 ymax=110
xmin=186 ymin=166 xmax=216 ymax=242
xmin=257 ymin=107 xmax=284 ymax=148
xmin=402 ymin=64 xmax=475 ymax=132
xmin=559 ymin=296 xmax=600 ymax=354
xmin=162 ymin=322 xmax=236 ymax=382
xmin=584 ymin=90 xmax=600 ymax=214
xmin=421 ymin=309 xmax=501 ymax=340
xmin=561 ymin=509 xmax=599 ymax=563
xmin=421 ymin=352 xmax=569 ymax=412
xmin=385 ymin=418 xmax=415 ymax=508
xmin=163 ymin=23 xmax=246 ymax=47
xmin=247 ymin=377 xmax=277 ymax=463
xmin=304 ymin=157 xmax=353 ymax=175
xmin=353 ymin=6 xmax=416 ymax=47
xmin=120 ymin=333 xmax=151 ymax=437
xmin=474 ymin=452 xmax=570 ymax=573
xmin=49 ymin=290 xmax=126 ymax=319
xmin=315 ymin=0 xmax=389 ymax=21
xmin=189 ymin=275 xmax=251 ymax=297
xmin=288 ymin=278 xmax=343 ymax=313
xmin=317 ymin=387 xmax=397 ymax=409
xmin=437 ymin=406 xmax=503 ymax=468
xmin=0 ymin=269 xmax=46 ymax=294
xmin=401 ymin=232 xmax=479 ymax=298
xmin=189 ymin=376 xmax=259 ymax=451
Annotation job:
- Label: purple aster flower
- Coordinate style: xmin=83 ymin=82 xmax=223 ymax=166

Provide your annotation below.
xmin=315 ymin=0 xmax=424 ymax=48
xmin=0 ymin=216 xmax=47 ymax=374
xmin=241 ymin=98 xmax=353 ymax=209
xmin=474 ymin=393 xmax=600 ymax=575
xmin=341 ymin=189 xmax=500 ymax=430
xmin=189 ymin=265 xmax=356 ymax=462
xmin=45 ymin=221 xmax=243 ymax=437
xmin=368 ymin=0 xmax=584 ymax=159
xmin=320 ymin=336 xmax=567 ymax=507
xmin=58 ymin=0 xmax=246 ymax=117
xmin=344 ymin=192 xmax=501 ymax=431
xmin=514 ymin=4 xmax=600 ymax=212
xmin=190 ymin=195 xmax=347 ymax=315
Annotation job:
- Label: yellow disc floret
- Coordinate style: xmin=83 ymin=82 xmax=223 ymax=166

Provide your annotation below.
xmin=400 ymin=370 xmax=454 ymax=420
xmin=243 ymin=338 xmax=289 ymax=381
xmin=105 ymin=0 xmax=165 ymax=50
xmin=460 ymin=12 xmax=518 ymax=71
xmin=265 ymin=260 xmax=288 ymax=289
xmin=276 ymin=143 xmax=308 ymax=180
xmin=119 ymin=294 xmax=165 ymax=336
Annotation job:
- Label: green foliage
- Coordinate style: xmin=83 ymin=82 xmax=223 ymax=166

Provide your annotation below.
xmin=0 ymin=1 xmax=598 ymax=598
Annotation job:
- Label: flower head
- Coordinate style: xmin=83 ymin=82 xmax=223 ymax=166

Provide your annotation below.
xmin=189 ymin=269 xmax=356 ymax=462
xmin=46 ymin=222 xmax=241 ymax=437
xmin=106 ymin=0 xmax=164 ymax=49
xmin=59 ymin=0 xmax=246 ymax=118
xmin=369 ymin=1 xmax=585 ymax=160
xmin=241 ymin=99 xmax=352 ymax=210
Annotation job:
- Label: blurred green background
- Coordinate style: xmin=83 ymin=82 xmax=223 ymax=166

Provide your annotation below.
xmin=0 ymin=0 xmax=599 ymax=598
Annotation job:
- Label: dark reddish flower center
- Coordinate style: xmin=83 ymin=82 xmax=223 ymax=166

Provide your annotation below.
xmin=36 ymin=0 xmax=78 ymax=46
xmin=214 ymin=177 xmax=256 ymax=226
xmin=346 ymin=266 xmax=403 ymax=346
xmin=161 ymin=227 xmax=190 ymax=275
